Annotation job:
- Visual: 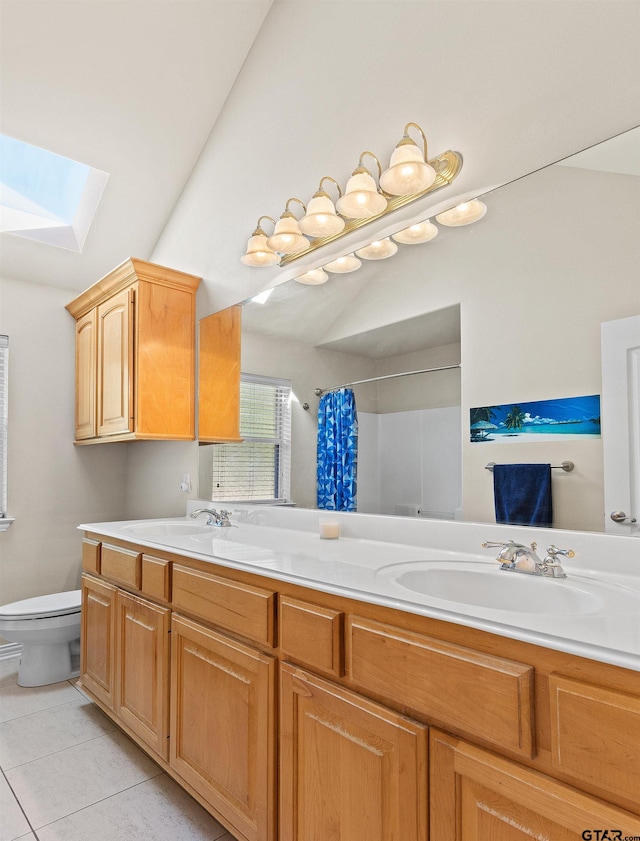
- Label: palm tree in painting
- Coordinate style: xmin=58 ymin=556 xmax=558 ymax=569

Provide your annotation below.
xmin=470 ymin=406 xmax=497 ymax=426
xmin=504 ymin=405 xmax=526 ymax=431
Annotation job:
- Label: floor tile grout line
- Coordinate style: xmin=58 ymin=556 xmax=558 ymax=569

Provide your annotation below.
xmin=1 ymin=727 xmax=150 ymax=776
xmin=0 ymin=690 xmax=100 ymax=726
xmin=1 ymin=764 xmax=39 ymax=839
xmin=0 ymin=724 xmax=120 ymax=773
xmin=27 ymin=770 xmax=169 ymax=834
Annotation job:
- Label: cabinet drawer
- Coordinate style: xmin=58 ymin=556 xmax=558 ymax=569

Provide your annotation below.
xmin=280 ymin=596 xmax=344 ymax=677
xmin=348 ymin=616 xmax=535 ymax=758
xmin=100 ymin=544 xmax=142 ymax=589
xmin=549 ymin=674 xmax=640 ymax=803
xmin=82 ymin=538 xmax=101 ymax=574
xmin=141 ymin=555 xmax=171 ymax=602
xmin=172 ymin=565 xmax=275 ymax=646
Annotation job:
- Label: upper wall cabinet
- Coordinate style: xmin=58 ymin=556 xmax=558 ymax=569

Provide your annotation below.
xmin=198 ymin=305 xmax=242 ymax=443
xmin=66 ymin=258 xmax=201 ymax=444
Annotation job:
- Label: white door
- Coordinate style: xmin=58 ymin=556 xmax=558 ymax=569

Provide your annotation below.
xmin=601 ymin=314 xmax=640 ymax=534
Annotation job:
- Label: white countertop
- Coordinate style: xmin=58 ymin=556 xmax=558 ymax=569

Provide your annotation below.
xmin=79 ymin=503 xmax=640 ymax=672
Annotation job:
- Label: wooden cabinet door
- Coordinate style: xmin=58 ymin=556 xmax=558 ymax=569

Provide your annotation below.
xmin=280 ymin=663 xmax=428 ymax=841
xmin=80 ymin=574 xmax=116 ymax=709
xmin=97 ymin=286 xmax=133 ymax=436
xmin=115 ymin=590 xmax=170 ymax=760
xmin=198 ymin=306 xmax=242 ymax=442
xmin=170 ymin=614 xmax=276 ymax=841
xmin=430 ymin=729 xmax=640 ymax=841
xmin=75 ymin=310 xmax=97 ymax=440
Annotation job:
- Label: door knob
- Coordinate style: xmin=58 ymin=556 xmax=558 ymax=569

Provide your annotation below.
xmin=610 ymin=510 xmax=637 ymax=524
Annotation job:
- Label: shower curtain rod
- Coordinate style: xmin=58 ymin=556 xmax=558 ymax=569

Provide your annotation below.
xmin=314 ymin=364 xmax=461 ymax=396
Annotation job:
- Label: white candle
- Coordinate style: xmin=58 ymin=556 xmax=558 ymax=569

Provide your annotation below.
xmin=319 ymin=519 xmax=340 ymax=539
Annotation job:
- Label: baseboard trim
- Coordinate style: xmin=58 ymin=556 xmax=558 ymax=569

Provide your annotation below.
xmin=0 ymin=642 xmax=21 ymax=661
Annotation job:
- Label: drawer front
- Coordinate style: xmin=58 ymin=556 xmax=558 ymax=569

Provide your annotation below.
xmin=172 ymin=565 xmax=275 ymax=647
xmin=100 ymin=544 xmax=142 ymax=589
xmin=82 ymin=538 xmax=101 ymax=574
xmin=141 ymin=555 xmax=171 ymax=602
xmin=280 ymin=596 xmax=344 ymax=677
xmin=348 ymin=616 xmax=535 ymax=758
xmin=549 ymin=674 xmax=640 ymax=803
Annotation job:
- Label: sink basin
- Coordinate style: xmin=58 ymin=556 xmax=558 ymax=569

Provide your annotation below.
xmin=120 ymin=520 xmax=211 ymax=538
xmin=378 ymin=561 xmax=615 ymax=614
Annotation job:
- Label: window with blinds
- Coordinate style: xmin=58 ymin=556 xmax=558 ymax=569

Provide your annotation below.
xmin=210 ymin=374 xmax=291 ymax=502
xmin=0 ymin=336 xmax=8 ymax=518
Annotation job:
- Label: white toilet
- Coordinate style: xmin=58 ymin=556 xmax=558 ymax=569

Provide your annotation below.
xmin=0 ymin=590 xmax=82 ymax=687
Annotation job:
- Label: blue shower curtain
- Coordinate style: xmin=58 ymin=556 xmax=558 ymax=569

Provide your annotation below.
xmin=317 ymin=388 xmax=358 ymax=511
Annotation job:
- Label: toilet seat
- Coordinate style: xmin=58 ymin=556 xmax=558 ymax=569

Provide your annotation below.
xmin=0 ymin=590 xmax=81 ymax=621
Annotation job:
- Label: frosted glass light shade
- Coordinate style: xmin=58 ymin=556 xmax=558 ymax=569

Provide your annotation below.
xmin=435 ymin=199 xmax=487 ymax=226
xmin=266 ymin=215 xmax=310 ymax=254
xmin=380 ymin=143 xmax=437 ymax=196
xmin=299 ymin=195 xmax=345 ymax=237
xmin=392 ymin=220 xmax=439 ymax=244
xmin=240 ymin=233 xmax=279 ymax=266
xmin=336 ymin=171 xmax=387 ymax=219
xmin=355 ymin=238 xmax=398 ymax=260
xmin=295 ymin=268 xmax=329 ymax=285
xmin=323 ymin=254 xmax=361 ymax=274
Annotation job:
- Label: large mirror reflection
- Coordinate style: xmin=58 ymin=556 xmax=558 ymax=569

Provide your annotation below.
xmin=200 ymin=127 xmax=640 ymax=533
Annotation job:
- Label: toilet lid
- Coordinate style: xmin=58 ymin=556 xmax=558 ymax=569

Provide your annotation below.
xmin=0 ymin=589 xmax=82 ymax=620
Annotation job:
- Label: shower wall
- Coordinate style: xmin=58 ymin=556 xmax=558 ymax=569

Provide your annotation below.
xmin=357 ymin=406 xmax=462 ymax=518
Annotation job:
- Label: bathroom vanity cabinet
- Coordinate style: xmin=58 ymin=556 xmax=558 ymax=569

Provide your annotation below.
xmin=78 ymin=534 xmax=640 ymax=841
xmin=66 ymin=258 xmax=201 ymax=443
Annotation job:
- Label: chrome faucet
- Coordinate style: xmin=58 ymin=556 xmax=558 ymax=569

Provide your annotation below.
xmin=190 ymin=508 xmax=233 ymax=527
xmin=482 ymin=540 xmax=574 ymax=578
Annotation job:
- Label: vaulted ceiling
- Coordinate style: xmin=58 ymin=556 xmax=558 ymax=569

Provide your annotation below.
xmin=0 ymin=0 xmax=273 ymax=290
xmin=1 ymin=0 xmax=639 ymax=306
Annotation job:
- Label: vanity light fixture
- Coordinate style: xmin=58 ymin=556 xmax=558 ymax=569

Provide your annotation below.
xmin=335 ymin=151 xmax=387 ymax=220
xmin=299 ymin=177 xmax=345 ymax=238
xmin=266 ymin=199 xmax=310 ymax=254
xmin=295 ymin=267 xmax=329 ymax=285
xmin=392 ymin=220 xmax=439 ymax=244
xmin=240 ymin=216 xmax=279 ymax=266
xmin=323 ymin=253 xmax=361 ymax=273
xmin=379 ymin=122 xmax=437 ymax=196
xmin=355 ymin=237 xmax=398 ymax=260
xmin=240 ymin=121 xmax=463 ymax=268
xmin=435 ymin=198 xmax=487 ymax=226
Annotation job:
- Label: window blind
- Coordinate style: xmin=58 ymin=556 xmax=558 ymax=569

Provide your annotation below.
xmin=210 ymin=374 xmax=291 ymax=502
xmin=0 ymin=336 xmax=8 ymax=518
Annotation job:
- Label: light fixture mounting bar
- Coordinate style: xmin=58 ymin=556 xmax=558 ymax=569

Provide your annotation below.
xmin=279 ymin=150 xmax=462 ymax=266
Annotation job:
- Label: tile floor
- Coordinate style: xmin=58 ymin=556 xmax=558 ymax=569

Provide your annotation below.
xmin=0 ymin=657 xmax=237 ymax=841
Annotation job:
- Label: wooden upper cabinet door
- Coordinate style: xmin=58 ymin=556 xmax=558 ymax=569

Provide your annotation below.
xmin=429 ymin=729 xmax=640 ymax=841
xmin=134 ymin=280 xmax=195 ymax=439
xmin=170 ymin=614 xmax=276 ymax=841
xmin=280 ymin=663 xmax=428 ymax=841
xmin=115 ymin=591 xmax=171 ymax=760
xmin=75 ymin=310 xmax=97 ymax=439
xmin=198 ymin=305 xmax=242 ymax=443
xmin=80 ymin=574 xmax=117 ymax=710
xmin=97 ymin=287 xmax=133 ymax=437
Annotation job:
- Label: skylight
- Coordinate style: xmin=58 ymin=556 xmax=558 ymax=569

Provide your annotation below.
xmin=0 ymin=134 xmax=108 ymax=252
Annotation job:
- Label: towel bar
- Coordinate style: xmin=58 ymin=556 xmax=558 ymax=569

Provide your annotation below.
xmin=485 ymin=461 xmax=574 ymax=473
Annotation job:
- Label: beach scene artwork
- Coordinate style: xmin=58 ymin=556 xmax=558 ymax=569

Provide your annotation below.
xmin=470 ymin=394 xmax=601 ymax=443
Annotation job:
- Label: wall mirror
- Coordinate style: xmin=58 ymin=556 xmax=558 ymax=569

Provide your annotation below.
xmin=199 ymin=126 xmax=640 ymax=533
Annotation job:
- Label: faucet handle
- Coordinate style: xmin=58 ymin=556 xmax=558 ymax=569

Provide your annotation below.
xmin=546 ymin=545 xmax=575 ymax=559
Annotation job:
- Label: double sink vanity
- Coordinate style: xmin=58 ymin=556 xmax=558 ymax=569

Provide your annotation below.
xmin=77 ymin=504 xmax=640 ymax=841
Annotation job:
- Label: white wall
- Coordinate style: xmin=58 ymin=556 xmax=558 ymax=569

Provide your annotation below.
xmin=150 ymin=1 xmax=640 ymax=312
xmin=0 ymin=276 xmax=126 ymax=620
